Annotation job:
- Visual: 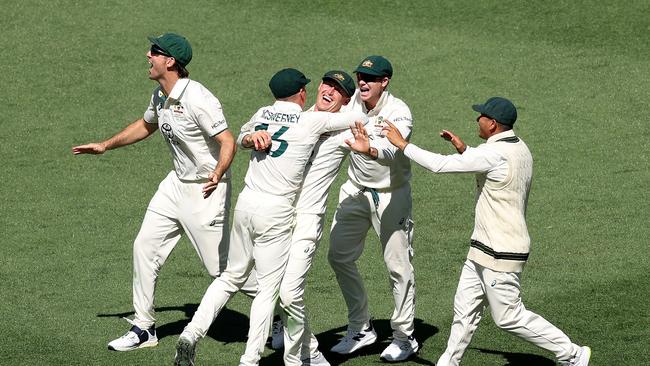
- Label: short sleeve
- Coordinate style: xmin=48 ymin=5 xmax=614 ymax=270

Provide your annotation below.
xmin=143 ymin=88 xmax=162 ymax=124
xmin=189 ymin=88 xmax=228 ymax=137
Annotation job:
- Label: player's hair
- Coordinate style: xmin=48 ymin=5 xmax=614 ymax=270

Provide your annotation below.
xmin=174 ymin=63 xmax=190 ymax=78
xmin=496 ymin=121 xmax=513 ymax=131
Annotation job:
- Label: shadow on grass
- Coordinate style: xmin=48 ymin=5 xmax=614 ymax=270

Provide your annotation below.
xmin=314 ymin=318 xmax=438 ymax=366
xmin=472 ymin=347 xmax=555 ymax=366
xmin=97 ymin=303 xmax=250 ymax=343
xmin=98 ymin=309 xmax=440 ymax=365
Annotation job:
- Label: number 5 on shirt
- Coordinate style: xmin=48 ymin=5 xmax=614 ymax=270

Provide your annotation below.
xmin=255 ymin=123 xmax=289 ymax=157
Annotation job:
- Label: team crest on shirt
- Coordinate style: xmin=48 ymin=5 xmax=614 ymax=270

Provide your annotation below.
xmin=361 ymin=60 xmax=374 ymax=68
xmin=171 ymin=104 xmax=184 ymax=114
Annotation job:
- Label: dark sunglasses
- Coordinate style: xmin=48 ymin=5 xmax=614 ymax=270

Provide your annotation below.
xmin=150 ymin=44 xmax=172 ymax=57
xmin=356 ymin=73 xmax=384 ymax=83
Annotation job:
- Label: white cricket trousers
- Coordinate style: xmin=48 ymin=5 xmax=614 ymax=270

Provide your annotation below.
xmin=183 ymin=187 xmax=294 ymax=366
xmin=436 ymin=259 xmax=582 ymax=366
xmin=280 ymin=213 xmax=324 ymax=366
xmin=328 ymin=180 xmax=415 ymax=340
xmin=132 ymin=172 xmax=230 ymax=330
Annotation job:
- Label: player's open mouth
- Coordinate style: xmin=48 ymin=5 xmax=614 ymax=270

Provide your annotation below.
xmin=360 ymin=87 xmax=370 ymax=93
xmin=322 ymin=96 xmax=332 ymax=102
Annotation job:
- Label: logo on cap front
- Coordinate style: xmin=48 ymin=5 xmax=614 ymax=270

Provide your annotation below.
xmin=361 ymin=60 xmax=374 ymax=68
xmin=333 ymin=73 xmax=345 ymax=81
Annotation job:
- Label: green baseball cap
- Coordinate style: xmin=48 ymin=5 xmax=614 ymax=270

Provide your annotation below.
xmin=354 ymin=55 xmax=393 ymax=78
xmin=322 ymin=70 xmax=355 ymax=97
xmin=472 ymin=97 xmax=518 ymax=126
xmin=269 ymin=68 xmax=311 ymax=99
xmin=147 ymin=33 xmax=193 ymax=67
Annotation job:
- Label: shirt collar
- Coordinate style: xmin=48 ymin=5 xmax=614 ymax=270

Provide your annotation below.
xmin=486 ymin=129 xmax=516 ymax=143
xmin=167 ymin=78 xmax=191 ymax=101
xmin=360 ymin=90 xmax=390 ymax=115
xmin=272 ymin=100 xmax=303 ymax=112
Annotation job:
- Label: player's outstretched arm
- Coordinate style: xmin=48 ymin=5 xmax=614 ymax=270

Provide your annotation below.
xmin=203 ymin=130 xmax=236 ymax=198
xmin=381 ymin=120 xmax=409 ymax=151
xmin=72 ymin=118 xmax=158 ymax=155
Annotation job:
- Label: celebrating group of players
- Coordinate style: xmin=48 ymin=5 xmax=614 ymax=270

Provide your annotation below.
xmin=72 ymin=33 xmax=591 ymax=366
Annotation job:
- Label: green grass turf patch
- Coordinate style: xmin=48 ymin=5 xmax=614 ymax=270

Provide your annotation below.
xmin=1 ymin=1 xmax=648 ymax=365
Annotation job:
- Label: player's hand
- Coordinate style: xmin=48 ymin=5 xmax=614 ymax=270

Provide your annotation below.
xmin=345 ymin=121 xmax=370 ymax=154
xmin=381 ymin=120 xmax=408 ymax=150
xmin=72 ymin=142 xmax=107 ymax=155
xmin=251 ymin=131 xmax=272 ymax=151
xmin=440 ymin=130 xmax=466 ymax=153
xmin=202 ymin=172 xmax=220 ymax=198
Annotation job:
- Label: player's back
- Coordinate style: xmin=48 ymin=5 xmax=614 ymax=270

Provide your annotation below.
xmin=241 ymin=101 xmax=366 ymax=203
xmin=239 ymin=102 xmax=346 ymax=201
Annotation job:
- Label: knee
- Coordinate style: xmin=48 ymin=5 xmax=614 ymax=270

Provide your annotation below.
xmin=491 ymin=306 xmax=523 ymax=331
xmin=327 ymin=249 xmax=341 ymax=266
xmin=132 ymin=236 xmax=153 ymax=262
xmin=386 ymin=260 xmax=414 ymax=283
xmin=279 ymin=284 xmax=302 ymax=309
xmin=206 ymin=267 xmax=221 ymax=279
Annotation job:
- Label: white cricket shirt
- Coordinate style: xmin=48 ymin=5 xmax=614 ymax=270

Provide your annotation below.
xmin=342 ymin=90 xmax=413 ymax=189
xmin=144 ymin=79 xmax=230 ymax=182
xmin=237 ymin=101 xmax=366 ymax=203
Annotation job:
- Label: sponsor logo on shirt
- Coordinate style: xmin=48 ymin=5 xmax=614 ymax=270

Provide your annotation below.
xmin=211 ymin=119 xmax=226 ymax=130
xmin=393 ymin=116 xmax=412 ymax=123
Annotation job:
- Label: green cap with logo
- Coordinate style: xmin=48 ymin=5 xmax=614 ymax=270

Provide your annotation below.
xmin=472 ymin=97 xmax=518 ymax=126
xmin=322 ymin=70 xmax=355 ymax=97
xmin=147 ymin=33 xmax=193 ymax=67
xmin=354 ymin=55 xmax=393 ymax=78
xmin=269 ymin=68 xmax=311 ymax=99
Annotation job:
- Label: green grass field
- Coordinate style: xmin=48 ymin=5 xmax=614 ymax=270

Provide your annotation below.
xmin=2 ymin=1 xmax=648 ymax=365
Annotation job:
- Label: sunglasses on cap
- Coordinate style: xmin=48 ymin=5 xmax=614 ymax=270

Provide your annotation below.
xmin=150 ymin=43 xmax=172 ymax=57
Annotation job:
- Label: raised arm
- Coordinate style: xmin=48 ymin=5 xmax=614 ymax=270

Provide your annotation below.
xmin=318 ymin=110 xmax=368 ymax=134
xmin=72 ymin=118 xmax=158 ymax=155
xmin=383 ymin=121 xmax=502 ymax=174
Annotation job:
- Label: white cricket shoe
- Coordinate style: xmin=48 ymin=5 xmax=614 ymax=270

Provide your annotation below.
xmin=330 ymin=322 xmax=377 ymax=354
xmin=107 ymin=318 xmax=158 ymax=351
xmin=270 ymin=319 xmax=284 ymax=350
xmin=571 ymin=346 xmax=591 ymax=366
xmin=301 ymin=351 xmax=331 ymax=366
xmin=380 ymin=336 xmax=419 ymax=362
xmin=174 ymin=336 xmax=197 ymax=366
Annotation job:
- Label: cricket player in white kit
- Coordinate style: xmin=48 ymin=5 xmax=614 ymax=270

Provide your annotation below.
xmin=72 ymin=33 xmax=237 ymax=351
xmin=328 ymin=56 xmax=418 ymax=362
xmin=174 ymin=68 xmax=367 ymax=366
xmin=278 ymin=70 xmax=358 ymax=366
xmin=379 ymin=96 xmax=591 ymax=366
